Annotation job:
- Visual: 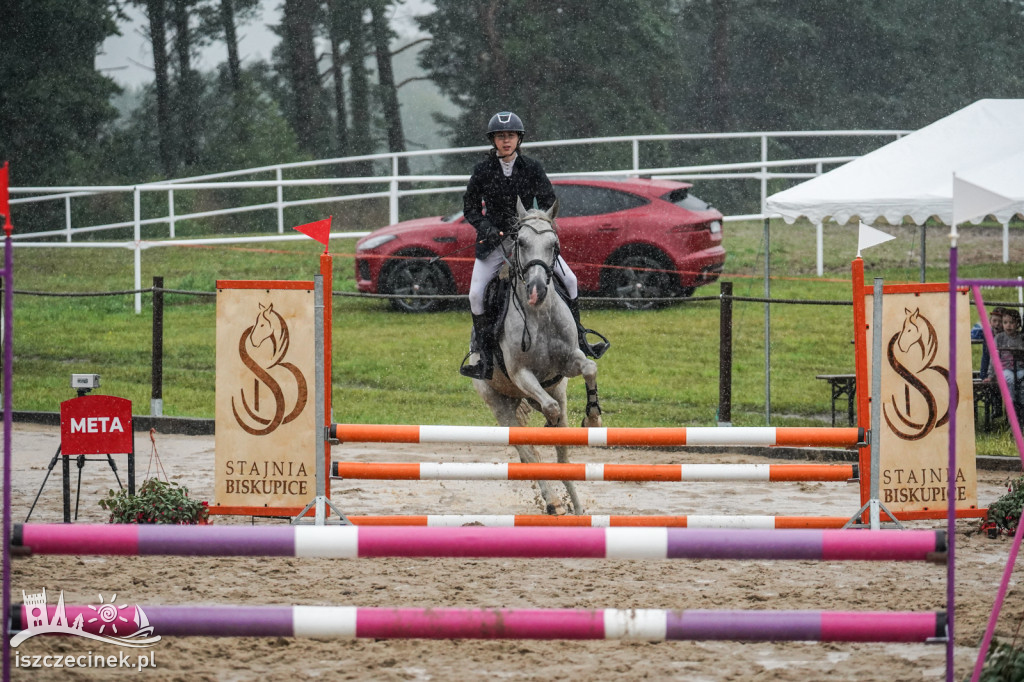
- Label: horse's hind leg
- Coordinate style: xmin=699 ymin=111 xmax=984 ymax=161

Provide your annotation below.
xmin=513 ymin=443 xmax=568 ymax=515
xmin=477 ymin=384 xmax=568 ymax=515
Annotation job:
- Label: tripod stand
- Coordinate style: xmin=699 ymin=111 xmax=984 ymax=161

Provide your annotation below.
xmin=25 ymin=387 xmax=135 ymax=523
xmin=25 ymin=446 xmax=127 ymax=523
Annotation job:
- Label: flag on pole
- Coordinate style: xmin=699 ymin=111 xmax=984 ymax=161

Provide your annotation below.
xmin=293 ymin=216 xmax=332 ymax=250
xmin=857 ymin=221 xmax=895 ymax=257
xmin=0 ymin=161 xmax=11 ymax=234
xmin=953 ymin=175 xmax=1014 ymax=226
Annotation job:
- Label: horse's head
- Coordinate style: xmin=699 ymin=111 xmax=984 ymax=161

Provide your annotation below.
xmin=513 ymin=198 xmax=560 ymax=306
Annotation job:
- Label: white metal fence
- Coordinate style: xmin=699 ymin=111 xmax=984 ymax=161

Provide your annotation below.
xmin=8 ymin=130 xmax=909 ymax=312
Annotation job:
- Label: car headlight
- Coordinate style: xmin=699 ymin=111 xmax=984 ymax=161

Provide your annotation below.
xmin=357 ymin=234 xmax=398 ymax=251
xmin=710 ymin=220 xmax=722 ymax=234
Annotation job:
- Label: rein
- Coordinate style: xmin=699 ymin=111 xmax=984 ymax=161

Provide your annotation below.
xmin=508 ymin=214 xmax=561 ymax=357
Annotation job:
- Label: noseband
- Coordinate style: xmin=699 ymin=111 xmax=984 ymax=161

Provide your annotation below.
xmin=510 ymin=216 xmax=559 ymax=285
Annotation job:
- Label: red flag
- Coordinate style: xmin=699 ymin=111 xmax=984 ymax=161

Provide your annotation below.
xmin=293 ymin=216 xmax=332 ymax=250
xmin=0 ymin=161 xmax=10 ymax=233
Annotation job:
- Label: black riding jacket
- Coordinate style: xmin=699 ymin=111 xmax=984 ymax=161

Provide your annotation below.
xmin=463 ymin=152 xmax=556 ymax=259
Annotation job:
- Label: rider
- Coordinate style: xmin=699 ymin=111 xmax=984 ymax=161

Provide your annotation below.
xmin=459 ymin=111 xmax=608 ymax=380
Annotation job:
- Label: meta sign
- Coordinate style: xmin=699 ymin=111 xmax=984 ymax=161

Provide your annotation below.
xmin=59 ymin=395 xmax=134 ymax=456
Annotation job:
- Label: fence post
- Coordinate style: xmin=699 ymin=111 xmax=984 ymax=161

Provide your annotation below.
xmin=276 ymin=167 xmax=284 ymax=234
xmin=133 ymin=187 xmax=142 ymax=314
xmin=718 ymin=281 xmax=733 ymax=427
xmin=168 ymin=188 xmax=176 ymax=239
xmin=390 ymin=156 xmax=400 ymax=225
xmin=760 ymin=134 xmax=768 ymax=216
xmin=151 ymin=276 xmax=164 ymax=416
xmin=64 ymin=193 xmax=72 ymax=241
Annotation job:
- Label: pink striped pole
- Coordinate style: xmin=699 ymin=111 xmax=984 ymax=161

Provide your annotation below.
xmin=330 ymin=461 xmax=858 ymax=482
xmin=338 ymin=514 xmax=853 ymax=529
xmin=14 ymin=524 xmax=946 ymax=562
xmin=11 ymin=604 xmax=946 ymax=643
xmin=329 ymin=424 xmax=865 ymax=448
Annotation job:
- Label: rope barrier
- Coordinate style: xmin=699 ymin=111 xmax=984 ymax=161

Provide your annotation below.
xmin=7 ymin=286 xmax=1021 ymax=309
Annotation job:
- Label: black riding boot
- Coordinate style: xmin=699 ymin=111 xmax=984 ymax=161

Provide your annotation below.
xmin=459 ymin=313 xmax=494 ymax=379
xmin=568 ymin=297 xmax=609 ymax=359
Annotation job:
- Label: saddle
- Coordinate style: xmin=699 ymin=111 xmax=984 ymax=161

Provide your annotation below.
xmin=478 ymin=268 xmax=609 ymax=384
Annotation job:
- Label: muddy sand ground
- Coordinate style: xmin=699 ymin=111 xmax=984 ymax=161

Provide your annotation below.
xmin=4 ymin=422 xmax=1024 ymax=681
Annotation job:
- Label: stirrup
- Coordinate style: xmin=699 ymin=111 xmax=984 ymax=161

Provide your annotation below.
xmin=459 ymin=352 xmax=493 ymax=380
xmin=579 ymin=329 xmax=610 ymax=359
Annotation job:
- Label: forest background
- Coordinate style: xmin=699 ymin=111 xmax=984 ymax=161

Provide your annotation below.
xmin=4 ymin=0 xmax=1024 ymax=214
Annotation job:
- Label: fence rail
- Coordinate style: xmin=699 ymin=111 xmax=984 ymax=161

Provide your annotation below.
xmin=6 ymin=130 xmax=909 ymax=313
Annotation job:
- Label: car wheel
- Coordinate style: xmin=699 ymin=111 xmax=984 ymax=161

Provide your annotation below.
xmin=383 ymin=257 xmax=452 ymax=313
xmin=606 ymin=252 xmax=676 ymax=310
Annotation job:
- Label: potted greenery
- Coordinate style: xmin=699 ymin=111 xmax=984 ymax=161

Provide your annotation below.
xmin=981 ymin=475 xmax=1024 ymax=538
xmin=99 ymin=478 xmax=210 ymax=524
xmin=975 ymin=637 xmax=1024 ymax=681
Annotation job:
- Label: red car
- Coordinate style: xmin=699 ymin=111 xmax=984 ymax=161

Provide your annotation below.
xmin=354 ymin=177 xmax=725 ymax=312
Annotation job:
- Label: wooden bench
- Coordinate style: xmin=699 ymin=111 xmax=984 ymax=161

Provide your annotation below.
xmin=816 ymin=374 xmax=856 ymax=427
xmin=973 ymin=380 xmax=1002 ymax=432
xmin=817 ymin=373 xmax=1013 ymax=432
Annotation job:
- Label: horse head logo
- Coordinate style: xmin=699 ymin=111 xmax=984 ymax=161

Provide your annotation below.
xmin=895 ymin=308 xmax=938 ymax=372
xmin=247 ymin=303 xmax=289 ymax=365
xmin=883 ymin=307 xmax=951 ymax=440
xmin=232 ymin=301 xmax=307 ymax=436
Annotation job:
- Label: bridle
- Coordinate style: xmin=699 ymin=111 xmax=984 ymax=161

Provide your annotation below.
xmin=509 ymin=215 xmax=559 ymax=287
xmin=507 ymin=212 xmax=562 ymax=360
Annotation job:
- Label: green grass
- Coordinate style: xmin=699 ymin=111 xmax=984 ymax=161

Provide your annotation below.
xmin=7 ymin=220 xmax=1022 ymax=454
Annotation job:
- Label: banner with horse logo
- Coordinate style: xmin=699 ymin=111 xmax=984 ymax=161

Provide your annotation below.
xmin=214 ymin=280 xmax=315 ymax=513
xmin=864 ymin=286 xmax=978 ymax=515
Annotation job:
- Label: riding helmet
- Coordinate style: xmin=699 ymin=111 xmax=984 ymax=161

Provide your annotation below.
xmin=487 ymin=111 xmax=525 ymax=138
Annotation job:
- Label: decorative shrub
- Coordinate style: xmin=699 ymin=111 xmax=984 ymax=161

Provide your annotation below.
xmin=975 ymin=638 xmax=1024 ymax=681
xmin=982 ymin=476 xmax=1024 ymax=538
xmin=99 ymin=478 xmax=209 ymax=524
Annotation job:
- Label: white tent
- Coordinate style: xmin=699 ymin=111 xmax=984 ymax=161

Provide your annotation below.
xmin=766 ymin=99 xmax=1024 ymax=228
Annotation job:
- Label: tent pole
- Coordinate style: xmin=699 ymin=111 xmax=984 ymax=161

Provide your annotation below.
xmin=920 ymin=223 xmax=927 ymax=283
xmin=764 ymin=217 xmax=771 ymax=425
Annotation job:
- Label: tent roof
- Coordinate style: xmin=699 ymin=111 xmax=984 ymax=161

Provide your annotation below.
xmin=766 ymin=99 xmax=1024 ymax=226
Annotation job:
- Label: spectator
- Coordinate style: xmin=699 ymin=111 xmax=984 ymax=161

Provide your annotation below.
xmin=988 ymin=309 xmax=1024 ymax=408
xmin=979 ymin=307 xmax=1006 ymax=379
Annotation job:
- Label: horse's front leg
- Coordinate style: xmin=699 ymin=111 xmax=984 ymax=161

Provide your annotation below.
xmin=509 ymin=368 xmax=562 ymax=426
xmin=581 ymin=358 xmax=602 ymax=428
xmin=565 ymin=354 xmax=603 ymax=428
xmin=551 ymin=382 xmax=585 ymax=516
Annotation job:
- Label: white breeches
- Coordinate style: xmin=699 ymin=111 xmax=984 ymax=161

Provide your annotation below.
xmin=468 ymin=250 xmax=577 ymax=315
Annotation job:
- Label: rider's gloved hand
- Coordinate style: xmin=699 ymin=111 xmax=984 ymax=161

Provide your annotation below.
xmin=478 ymin=219 xmax=503 ymax=247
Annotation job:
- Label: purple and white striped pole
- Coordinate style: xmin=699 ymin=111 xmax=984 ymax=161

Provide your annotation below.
xmin=11 ymin=604 xmax=946 ymax=643
xmin=14 ymin=524 xmax=947 ymax=562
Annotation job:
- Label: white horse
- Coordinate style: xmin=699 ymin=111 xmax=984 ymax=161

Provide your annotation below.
xmin=472 ymin=199 xmax=603 ymax=515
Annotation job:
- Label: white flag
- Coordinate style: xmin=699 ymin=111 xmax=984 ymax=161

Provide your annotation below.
xmin=953 ymin=175 xmax=1014 ymax=225
xmin=857 ymin=221 xmax=895 ymax=257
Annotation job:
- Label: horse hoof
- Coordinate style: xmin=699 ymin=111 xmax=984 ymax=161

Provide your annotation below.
xmin=546 ymin=502 xmax=567 ymax=516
